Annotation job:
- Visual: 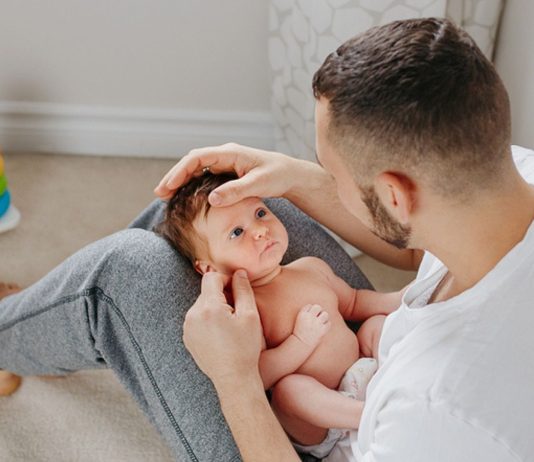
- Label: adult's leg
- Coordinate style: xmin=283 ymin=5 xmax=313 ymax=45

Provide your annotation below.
xmin=0 ymin=198 xmax=372 ymax=461
xmin=0 ymin=228 xmax=238 ymax=461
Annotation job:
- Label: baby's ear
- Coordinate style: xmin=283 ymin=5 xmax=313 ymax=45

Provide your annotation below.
xmin=194 ymin=260 xmax=210 ymax=275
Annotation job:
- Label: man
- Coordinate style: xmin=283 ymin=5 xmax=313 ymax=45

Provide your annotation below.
xmin=156 ymin=18 xmax=534 ymax=461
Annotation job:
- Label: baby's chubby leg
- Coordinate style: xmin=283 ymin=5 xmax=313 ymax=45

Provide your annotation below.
xmin=270 ymin=373 xmax=363 ymax=446
xmin=356 ymin=314 xmax=386 ymax=359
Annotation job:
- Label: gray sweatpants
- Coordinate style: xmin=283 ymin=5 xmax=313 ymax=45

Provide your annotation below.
xmin=0 ymin=198 xmax=372 ymax=462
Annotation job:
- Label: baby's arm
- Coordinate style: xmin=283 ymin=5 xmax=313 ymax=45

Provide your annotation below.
xmin=308 ymin=257 xmax=406 ymax=321
xmin=259 ymin=304 xmax=330 ymax=390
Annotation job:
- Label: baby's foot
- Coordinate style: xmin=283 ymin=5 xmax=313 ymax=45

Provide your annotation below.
xmin=0 ymin=371 xmax=22 ymax=396
xmin=0 ymin=282 xmax=22 ymax=300
xmin=0 ymin=282 xmax=23 ymax=396
xmin=339 ymin=357 xmax=378 ymax=401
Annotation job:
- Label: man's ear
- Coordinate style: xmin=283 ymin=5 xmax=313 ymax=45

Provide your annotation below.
xmin=194 ymin=260 xmax=212 ymax=275
xmin=374 ymin=172 xmax=417 ymax=224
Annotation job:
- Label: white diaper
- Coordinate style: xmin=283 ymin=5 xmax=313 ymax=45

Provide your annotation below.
xmin=293 ymin=427 xmax=350 ymax=460
xmin=292 ymin=357 xmax=377 ymax=459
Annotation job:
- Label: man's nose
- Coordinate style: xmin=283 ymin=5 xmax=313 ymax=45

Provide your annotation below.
xmin=253 ymin=225 xmax=269 ymax=240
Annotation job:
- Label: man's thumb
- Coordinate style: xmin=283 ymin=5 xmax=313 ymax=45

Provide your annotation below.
xmin=232 ymin=270 xmax=257 ymax=314
xmin=208 ymin=175 xmax=257 ymax=207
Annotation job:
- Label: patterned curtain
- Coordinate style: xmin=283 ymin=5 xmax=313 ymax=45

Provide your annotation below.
xmin=269 ymin=0 xmax=505 ymax=161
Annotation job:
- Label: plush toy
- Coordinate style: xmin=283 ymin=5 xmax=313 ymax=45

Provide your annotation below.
xmin=0 ymin=150 xmax=21 ymax=233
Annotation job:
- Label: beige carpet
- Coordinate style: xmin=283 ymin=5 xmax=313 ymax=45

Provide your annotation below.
xmin=0 ymin=152 xmax=416 ymax=461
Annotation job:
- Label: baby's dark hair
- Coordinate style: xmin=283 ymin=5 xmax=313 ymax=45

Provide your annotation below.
xmin=155 ymin=171 xmax=238 ymax=263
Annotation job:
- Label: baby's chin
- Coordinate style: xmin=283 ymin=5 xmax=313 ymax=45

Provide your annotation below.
xmin=227 ymin=243 xmax=287 ymax=281
xmin=248 ymin=259 xmax=285 ymax=282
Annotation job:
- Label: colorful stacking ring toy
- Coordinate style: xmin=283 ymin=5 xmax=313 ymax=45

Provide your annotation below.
xmin=0 ymin=174 xmax=7 ymax=196
xmin=0 ymin=152 xmax=21 ymax=233
xmin=0 ymin=189 xmax=10 ymax=217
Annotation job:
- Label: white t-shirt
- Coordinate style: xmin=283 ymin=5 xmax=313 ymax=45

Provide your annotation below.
xmin=327 ymin=145 xmax=534 ymax=462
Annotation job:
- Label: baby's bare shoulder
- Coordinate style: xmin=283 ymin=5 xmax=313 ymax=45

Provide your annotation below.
xmin=287 ymin=256 xmax=334 ymax=277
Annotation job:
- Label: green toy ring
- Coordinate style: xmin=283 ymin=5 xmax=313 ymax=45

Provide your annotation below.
xmin=0 ymin=174 xmax=7 ymax=196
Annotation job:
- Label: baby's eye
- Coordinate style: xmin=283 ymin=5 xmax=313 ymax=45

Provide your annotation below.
xmin=230 ymin=227 xmax=244 ymax=239
xmin=256 ymin=208 xmax=267 ymax=218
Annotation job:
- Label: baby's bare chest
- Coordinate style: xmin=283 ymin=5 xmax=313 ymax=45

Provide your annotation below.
xmin=254 ymin=268 xmax=339 ymax=348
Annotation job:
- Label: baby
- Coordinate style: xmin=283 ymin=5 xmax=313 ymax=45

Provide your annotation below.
xmin=157 ymin=172 xmax=402 ymax=458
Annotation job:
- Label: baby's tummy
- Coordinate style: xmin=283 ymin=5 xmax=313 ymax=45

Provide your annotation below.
xmin=296 ymin=324 xmax=360 ymax=389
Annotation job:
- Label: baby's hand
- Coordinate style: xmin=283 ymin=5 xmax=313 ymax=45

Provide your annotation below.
xmin=292 ymin=304 xmax=331 ymax=350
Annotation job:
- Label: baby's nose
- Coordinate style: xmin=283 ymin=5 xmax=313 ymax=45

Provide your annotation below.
xmin=253 ymin=225 xmax=269 ymax=239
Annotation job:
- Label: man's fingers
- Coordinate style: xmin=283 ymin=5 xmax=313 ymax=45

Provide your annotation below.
xmin=154 ymin=152 xmax=212 ymax=198
xmin=200 ymin=271 xmax=227 ymax=304
xmin=154 ymin=144 xmax=253 ymax=199
xmin=208 ymin=171 xmax=263 ymax=207
xmin=232 ymin=270 xmax=258 ymax=315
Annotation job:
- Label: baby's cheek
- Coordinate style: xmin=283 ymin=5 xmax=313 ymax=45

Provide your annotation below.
xmin=222 ymin=257 xmax=255 ymax=275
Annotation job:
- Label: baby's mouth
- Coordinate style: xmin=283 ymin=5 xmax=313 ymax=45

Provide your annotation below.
xmin=262 ymin=241 xmax=277 ymax=254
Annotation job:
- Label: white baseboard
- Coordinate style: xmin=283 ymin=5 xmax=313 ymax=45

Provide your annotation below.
xmin=0 ymin=101 xmax=274 ymax=158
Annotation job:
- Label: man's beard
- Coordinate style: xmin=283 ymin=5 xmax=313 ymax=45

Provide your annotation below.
xmin=360 ymin=186 xmax=411 ymax=249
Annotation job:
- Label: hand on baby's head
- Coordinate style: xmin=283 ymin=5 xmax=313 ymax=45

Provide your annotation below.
xmin=155 ymin=171 xmax=239 ymax=263
xmin=156 ymin=172 xmax=289 ymax=282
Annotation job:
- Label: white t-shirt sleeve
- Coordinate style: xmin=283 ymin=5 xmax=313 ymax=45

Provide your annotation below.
xmin=512 ymin=144 xmax=534 ymax=183
xmin=356 ymin=395 xmax=518 ymax=462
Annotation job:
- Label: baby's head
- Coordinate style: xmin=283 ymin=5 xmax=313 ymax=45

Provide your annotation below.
xmin=156 ymin=172 xmax=289 ymax=281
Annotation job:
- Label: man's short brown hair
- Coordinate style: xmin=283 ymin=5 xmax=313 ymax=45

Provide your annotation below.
xmin=156 ymin=172 xmax=238 ymax=263
xmin=312 ymin=17 xmax=511 ymax=198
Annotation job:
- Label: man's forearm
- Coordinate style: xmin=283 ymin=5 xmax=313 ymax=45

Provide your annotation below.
xmin=216 ymin=373 xmax=300 ymax=462
xmin=285 ymin=158 xmax=422 ymax=270
xmin=284 ymin=158 xmax=362 ymax=241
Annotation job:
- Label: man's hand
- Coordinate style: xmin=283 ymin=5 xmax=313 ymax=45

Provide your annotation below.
xmin=292 ymin=304 xmax=331 ymax=350
xmin=155 ymin=143 xmax=424 ymax=272
xmin=154 ymin=143 xmax=300 ymax=204
xmin=184 ymin=270 xmax=301 ymax=462
xmin=183 ymin=269 xmax=263 ymax=389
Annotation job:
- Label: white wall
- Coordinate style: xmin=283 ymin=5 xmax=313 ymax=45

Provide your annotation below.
xmin=494 ymin=0 xmax=534 ymax=150
xmin=0 ymin=0 xmax=273 ymax=157
xmin=0 ymin=0 xmax=270 ymax=110
xmin=2 ymin=1 xmax=533 ymax=157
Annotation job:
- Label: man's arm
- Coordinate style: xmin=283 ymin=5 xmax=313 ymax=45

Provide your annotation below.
xmin=217 ymin=375 xmax=301 ymax=462
xmin=182 ymin=270 xmax=300 ymax=462
xmin=155 ymin=144 xmax=424 ymax=270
